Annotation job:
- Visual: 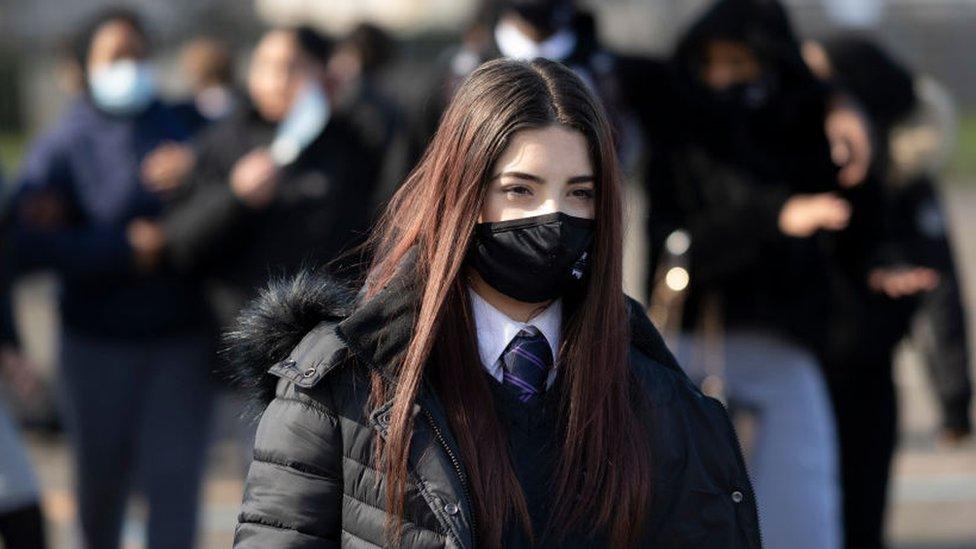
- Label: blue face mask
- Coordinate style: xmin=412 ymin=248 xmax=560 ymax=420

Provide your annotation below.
xmin=88 ymin=59 xmax=157 ymax=115
xmin=269 ymin=80 xmax=331 ymax=166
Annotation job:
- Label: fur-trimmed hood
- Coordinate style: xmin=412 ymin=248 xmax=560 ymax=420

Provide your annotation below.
xmin=219 ymin=269 xmax=357 ymax=414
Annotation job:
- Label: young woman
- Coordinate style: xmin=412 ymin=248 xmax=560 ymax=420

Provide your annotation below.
xmin=227 ymin=58 xmax=759 ymax=548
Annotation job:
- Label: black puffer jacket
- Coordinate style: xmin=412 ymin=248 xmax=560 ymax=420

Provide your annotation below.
xmin=224 ymin=260 xmax=761 ymax=548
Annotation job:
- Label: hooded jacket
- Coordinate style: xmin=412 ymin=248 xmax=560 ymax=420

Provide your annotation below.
xmin=820 ymin=35 xmax=971 ymax=433
xmin=224 ymin=252 xmax=761 ymax=548
xmin=646 ymin=0 xmax=837 ymax=348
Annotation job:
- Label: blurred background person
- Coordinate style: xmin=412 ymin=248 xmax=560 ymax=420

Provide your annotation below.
xmin=810 ymin=34 xmax=972 ymax=443
xmin=644 ymin=1 xmax=852 ymax=547
xmin=140 ymin=37 xmax=238 ymax=199
xmin=156 ymin=25 xmax=380 ymax=329
xmin=147 ymin=25 xmax=385 ymax=469
xmin=178 ymin=36 xmax=239 ymax=128
xmin=0 ymin=162 xmax=47 ymax=549
xmin=9 ymin=7 xmax=215 ymax=548
xmin=326 ymin=23 xmax=410 ymax=214
xmin=804 ymin=34 xmax=970 ymax=549
xmin=412 ymin=0 xmax=639 ymax=167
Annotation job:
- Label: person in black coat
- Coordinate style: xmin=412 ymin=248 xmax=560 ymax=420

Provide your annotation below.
xmin=226 ymin=58 xmax=760 ymax=548
xmin=644 ymin=1 xmax=851 ymax=547
xmin=806 ymin=34 xmax=971 ymax=548
xmin=816 ymin=35 xmax=971 ymax=440
xmin=156 ymin=26 xmax=381 ymax=325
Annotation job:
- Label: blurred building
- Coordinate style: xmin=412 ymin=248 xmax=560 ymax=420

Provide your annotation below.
xmin=0 ymin=0 xmax=974 ymax=143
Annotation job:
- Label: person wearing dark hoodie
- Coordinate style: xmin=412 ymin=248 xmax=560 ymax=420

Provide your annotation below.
xmin=645 ymin=1 xmax=852 ymax=547
xmin=155 ymin=26 xmax=379 ymax=326
xmin=9 ymin=7 xmax=214 ymax=548
xmin=225 ymin=58 xmax=760 ymax=549
xmin=804 ymin=35 xmax=971 ymax=548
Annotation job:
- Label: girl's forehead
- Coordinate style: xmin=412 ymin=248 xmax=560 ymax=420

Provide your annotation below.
xmin=493 ymin=126 xmax=592 ymax=175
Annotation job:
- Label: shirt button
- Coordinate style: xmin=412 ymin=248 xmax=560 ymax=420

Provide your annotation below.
xmin=302 ymin=367 xmax=316 ymax=378
xmin=443 ymin=502 xmax=459 ymax=515
xmin=731 ymin=490 xmax=744 ymax=503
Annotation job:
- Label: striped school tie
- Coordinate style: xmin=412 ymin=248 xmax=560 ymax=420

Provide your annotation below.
xmin=500 ymin=326 xmax=554 ymax=403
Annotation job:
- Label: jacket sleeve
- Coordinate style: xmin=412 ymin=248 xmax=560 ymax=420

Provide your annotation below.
xmin=234 ymin=386 xmax=343 ymax=548
xmin=648 ymin=143 xmax=791 ymax=286
xmin=11 ymin=134 xmax=132 ymax=278
xmin=163 ymin=180 xmax=250 ymax=274
xmin=161 ymin=130 xmax=252 ymax=275
xmin=632 ymin=354 xmax=762 ymax=548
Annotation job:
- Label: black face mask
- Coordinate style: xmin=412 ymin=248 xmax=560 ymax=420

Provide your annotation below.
xmin=704 ymin=72 xmax=778 ymax=113
xmin=467 ymin=212 xmax=595 ymax=303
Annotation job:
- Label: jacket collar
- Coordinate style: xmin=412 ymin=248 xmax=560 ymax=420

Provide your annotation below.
xmin=335 ymin=248 xmax=422 ymax=385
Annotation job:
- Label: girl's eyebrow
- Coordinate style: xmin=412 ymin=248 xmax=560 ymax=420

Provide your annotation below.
xmin=492 ymin=171 xmax=543 ymax=182
xmin=491 ymin=172 xmax=595 ymax=184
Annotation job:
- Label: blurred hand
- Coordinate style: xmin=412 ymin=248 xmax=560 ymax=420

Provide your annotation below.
xmin=17 ymin=190 xmax=69 ymax=231
xmin=0 ymin=345 xmax=42 ymax=401
xmin=778 ymin=193 xmax=851 ymax=238
xmin=825 ymin=99 xmax=872 ymax=188
xmin=141 ymin=142 xmax=196 ymax=195
xmin=230 ymin=148 xmax=279 ymax=209
xmin=867 ymin=266 xmax=939 ymax=299
xmin=126 ymin=218 xmax=166 ymax=273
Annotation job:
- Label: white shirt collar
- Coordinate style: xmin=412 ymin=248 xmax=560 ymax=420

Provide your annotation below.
xmin=467 ymin=286 xmax=562 ymax=388
xmin=493 ymin=19 xmax=577 ymax=63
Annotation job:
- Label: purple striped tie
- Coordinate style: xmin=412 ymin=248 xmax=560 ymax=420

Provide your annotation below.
xmin=501 ymin=327 xmax=554 ymax=403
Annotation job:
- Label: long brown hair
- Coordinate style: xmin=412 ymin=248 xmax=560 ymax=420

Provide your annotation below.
xmin=363 ymin=58 xmax=650 ymax=547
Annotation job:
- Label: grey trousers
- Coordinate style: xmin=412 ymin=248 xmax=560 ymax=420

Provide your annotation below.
xmin=59 ymin=330 xmax=214 ymax=549
xmin=674 ymin=330 xmax=841 ymax=549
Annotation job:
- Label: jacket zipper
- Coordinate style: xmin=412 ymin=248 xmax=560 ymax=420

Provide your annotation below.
xmin=423 ymin=408 xmax=479 ymax=548
xmin=333 ymin=326 xmax=478 ymax=546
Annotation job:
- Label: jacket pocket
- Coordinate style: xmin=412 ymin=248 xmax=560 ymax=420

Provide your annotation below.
xmin=657 ymin=484 xmax=738 ymax=548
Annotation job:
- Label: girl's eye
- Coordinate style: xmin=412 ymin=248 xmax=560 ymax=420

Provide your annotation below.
xmin=571 ymin=188 xmax=595 ymax=199
xmin=503 ymin=185 xmax=532 ymax=197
